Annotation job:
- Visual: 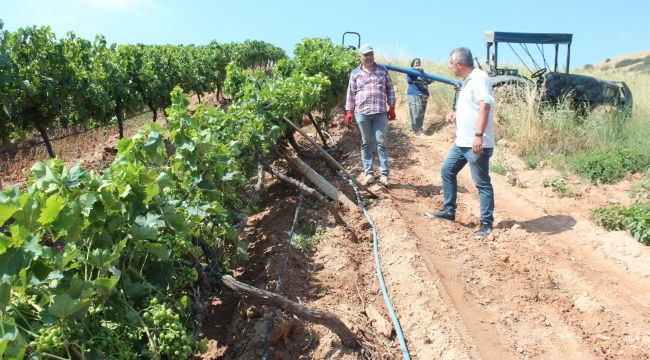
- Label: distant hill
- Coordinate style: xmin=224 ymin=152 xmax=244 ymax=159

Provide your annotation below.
xmin=586 ymin=50 xmax=650 ymax=73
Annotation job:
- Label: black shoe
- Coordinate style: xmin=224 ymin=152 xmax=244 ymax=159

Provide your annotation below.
xmin=424 ymin=210 xmax=455 ymax=221
xmin=475 ymin=223 xmax=493 ymax=239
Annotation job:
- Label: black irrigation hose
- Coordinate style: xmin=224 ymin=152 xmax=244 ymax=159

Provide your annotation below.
xmin=261 ymin=191 xmax=304 ymax=360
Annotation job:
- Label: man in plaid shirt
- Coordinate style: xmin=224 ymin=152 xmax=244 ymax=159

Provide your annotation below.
xmin=344 ymin=44 xmax=396 ymax=187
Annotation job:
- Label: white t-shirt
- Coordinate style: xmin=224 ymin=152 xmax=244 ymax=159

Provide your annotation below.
xmin=455 ymin=68 xmax=495 ymax=148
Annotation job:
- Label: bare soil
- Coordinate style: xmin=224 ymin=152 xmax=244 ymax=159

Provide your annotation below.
xmin=0 ymin=112 xmax=157 ymax=189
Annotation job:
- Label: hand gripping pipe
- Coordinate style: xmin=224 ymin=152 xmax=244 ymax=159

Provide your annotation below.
xmin=338 ymin=172 xmax=411 ymax=360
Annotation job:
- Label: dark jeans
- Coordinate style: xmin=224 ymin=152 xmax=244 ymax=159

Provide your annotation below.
xmin=440 ymin=144 xmax=494 ymax=225
xmin=407 ymin=95 xmax=427 ymax=133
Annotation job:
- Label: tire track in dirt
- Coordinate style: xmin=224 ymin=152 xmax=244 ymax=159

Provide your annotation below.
xmin=379 ymin=127 xmax=650 ymax=359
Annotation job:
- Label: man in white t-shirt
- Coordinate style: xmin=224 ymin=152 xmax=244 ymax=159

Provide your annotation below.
xmin=425 ymin=47 xmax=496 ymax=239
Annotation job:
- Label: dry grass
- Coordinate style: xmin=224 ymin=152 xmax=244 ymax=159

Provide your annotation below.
xmin=376 ymin=55 xmax=457 ymax=132
xmin=380 ymin=55 xmax=650 ymax=174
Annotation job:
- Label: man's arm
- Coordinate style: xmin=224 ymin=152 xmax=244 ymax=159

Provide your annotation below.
xmin=386 ymin=72 xmax=396 ymax=107
xmin=472 ymin=102 xmax=490 ymax=155
xmin=345 ymin=74 xmax=356 ymax=112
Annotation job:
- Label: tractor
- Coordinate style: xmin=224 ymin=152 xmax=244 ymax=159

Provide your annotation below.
xmin=341 ymin=31 xmax=633 ymax=112
xmin=484 ymin=31 xmax=632 ymax=111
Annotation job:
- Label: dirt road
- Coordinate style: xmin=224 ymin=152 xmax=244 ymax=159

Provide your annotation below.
xmin=358 ymin=121 xmax=650 ymax=359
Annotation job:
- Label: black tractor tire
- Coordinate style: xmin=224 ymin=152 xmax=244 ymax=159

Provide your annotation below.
xmin=490 ymin=75 xmax=535 ymax=104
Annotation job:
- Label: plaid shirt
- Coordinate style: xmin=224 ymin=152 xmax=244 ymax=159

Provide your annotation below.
xmin=345 ymin=64 xmax=396 ymax=115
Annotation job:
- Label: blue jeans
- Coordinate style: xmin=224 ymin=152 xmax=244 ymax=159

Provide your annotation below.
xmin=355 ymin=112 xmax=389 ymax=176
xmin=440 ymin=144 xmax=494 ymax=225
xmin=407 ymin=95 xmax=427 ymax=132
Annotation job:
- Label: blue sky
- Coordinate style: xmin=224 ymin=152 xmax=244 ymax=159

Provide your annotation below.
xmin=3 ymin=0 xmax=649 ymax=69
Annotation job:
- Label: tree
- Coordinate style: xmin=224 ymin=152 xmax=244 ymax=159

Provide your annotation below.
xmin=3 ymin=27 xmax=93 ymax=157
xmin=93 ymin=37 xmax=142 ymax=138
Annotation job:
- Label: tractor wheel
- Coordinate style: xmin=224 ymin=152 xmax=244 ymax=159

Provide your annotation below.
xmin=490 ymin=75 xmax=535 ymax=105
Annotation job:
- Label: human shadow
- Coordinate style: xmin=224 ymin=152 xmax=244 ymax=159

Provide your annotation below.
xmin=497 ymin=215 xmax=577 ymax=235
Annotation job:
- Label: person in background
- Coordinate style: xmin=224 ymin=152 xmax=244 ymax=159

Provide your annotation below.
xmin=344 ymin=44 xmax=396 ymax=187
xmin=425 ymin=47 xmax=496 ymax=239
xmin=406 ymin=58 xmax=433 ymax=135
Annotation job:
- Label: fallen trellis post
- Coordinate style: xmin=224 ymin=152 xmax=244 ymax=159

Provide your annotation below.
xmin=256 ymin=151 xmax=347 ymax=225
xmin=282 ymin=116 xmax=377 ymax=199
xmin=221 ymin=275 xmax=359 ymax=348
xmin=282 ymin=150 xmax=360 ymax=214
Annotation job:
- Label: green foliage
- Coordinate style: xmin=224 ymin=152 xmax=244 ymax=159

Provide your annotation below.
xmin=225 ymin=61 xmax=330 ymax=123
xmin=0 ymin=40 xmax=350 ymax=351
xmin=0 ymin=26 xmax=290 ymax=149
xmin=615 ymin=58 xmax=642 ymax=68
xmin=629 ymin=168 xmax=650 ymax=202
xmin=1 ymin=26 xmax=110 ymax=149
xmin=523 ymin=154 xmax=542 ymax=169
xmin=490 ymin=153 xmax=509 ymax=175
xmin=631 ymin=57 xmax=650 ymax=73
xmin=93 ymin=37 xmax=143 ymax=133
xmin=572 ymin=146 xmax=650 ymax=184
xmin=491 ymin=162 xmax=508 ymax=175
xmin=292 ymin=230 xmax=326 ymax=252
xmin=289 ymin=37 xmax=358 ymax=121
xmin=543 ymin=178 xmax=580 ymax=198
xmin=227 ymin=39 xmax=286 ymax=70
xmin=591 ymin=204 xmax=650 ymax=245
xmin=0 ymin=26 xmax=355 ymax=356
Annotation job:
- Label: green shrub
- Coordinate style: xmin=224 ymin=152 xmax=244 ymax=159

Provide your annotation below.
xmin=615 ymin=58 xmax=642 ymax=68
xmin=630 ymin=168 xmax=650 ymax=202
xmin=523 ymin=154 xmax=542 ymax=169
xmin=631 ymin=61 xmax=650 ymax=73
xmin=543 ymin=178 xmax=580 ymax=198
xmin=292 ymin=230 xmax=326 ymax=252
xmin=490 ymin=149 xmax=510 ymax=175
xmin=591 ymin=204 xmax=650 ymax=245
xmin=491 ymin=161 xmax=508 ymax=175
xmin=572 ymin=147 xmax=650 ymax=184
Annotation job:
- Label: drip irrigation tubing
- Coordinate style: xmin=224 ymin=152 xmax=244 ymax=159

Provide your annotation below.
xmin=338 ymin=171 xmax=411 ymax=359
xmin=261 ymin=191 xmax=304 ymax=360
xmin=322 ymin=130 xmax=338 ymax=153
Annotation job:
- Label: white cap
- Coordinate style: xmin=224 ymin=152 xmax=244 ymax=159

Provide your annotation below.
xmin=358 ymin=44 xmax=374 ymax=55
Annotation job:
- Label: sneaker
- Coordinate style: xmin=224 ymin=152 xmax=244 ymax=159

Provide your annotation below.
xmin=364 ymin=174 xmax=375 ymax=185
xmin=475 ymin=223 xmax=493 ymax=239
xmin=424 ymin=210 xmax=455 ymax=221
xmin=379 ymin=175 xmax=389 ymax=186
